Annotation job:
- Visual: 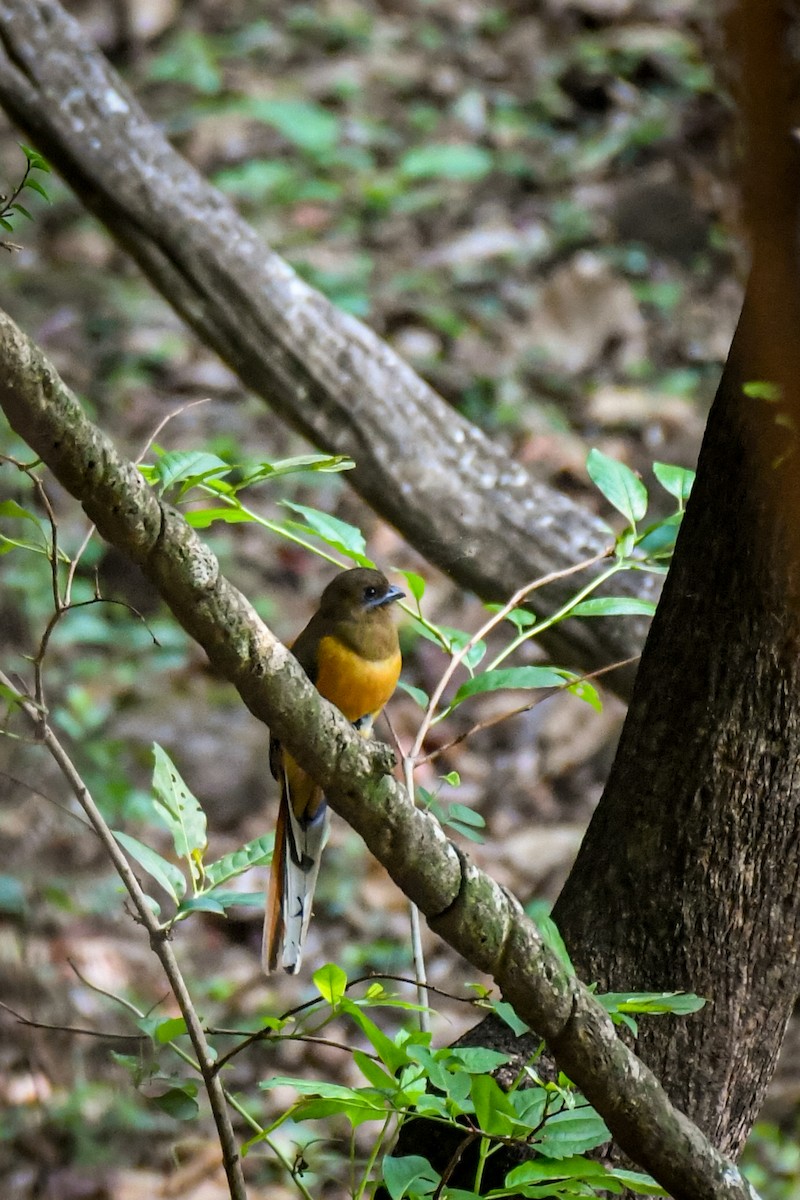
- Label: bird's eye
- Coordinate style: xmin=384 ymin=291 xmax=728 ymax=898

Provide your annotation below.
xmin=364 ymin=585 xmax=379 ymax=601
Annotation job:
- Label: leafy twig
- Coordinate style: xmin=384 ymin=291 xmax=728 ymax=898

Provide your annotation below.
xmin=0 ymin=667 xmax=248 ymax=1200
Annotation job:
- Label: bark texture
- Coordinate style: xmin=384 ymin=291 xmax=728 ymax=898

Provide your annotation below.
xmin=0 ymin=0 xmax=654 ymax=698
xmin=553 ymin=310 xmax=800 ymax=1158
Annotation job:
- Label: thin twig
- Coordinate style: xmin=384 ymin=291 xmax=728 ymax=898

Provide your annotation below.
xmin=0 ymin=998 xmax=146 ymax=1041
xmin=64 ymin=397 xmax=212 ymax=606
xmin=0 ymin=769 xmax=97 ymax=832
xmin=2 ymin=668 xmax=247 ymax=1200
xmin=418 ymin=654 xmax=640 ymax=767
xmin=409 ymin=551 xmax=611 ymax=762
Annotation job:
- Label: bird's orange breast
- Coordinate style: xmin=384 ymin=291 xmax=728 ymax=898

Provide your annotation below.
xmin=315 ymin=636 xmax=401 ymax=723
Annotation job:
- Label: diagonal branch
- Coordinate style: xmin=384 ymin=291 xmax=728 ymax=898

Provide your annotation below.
xmin=0 ymin=0 xmax=655 ymax=699
xmin=0 ymin=307 xmax=758 ymax=1200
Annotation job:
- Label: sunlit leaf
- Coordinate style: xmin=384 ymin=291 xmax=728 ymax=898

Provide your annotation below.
xmin=314 ymin=962 xmax=348 ymax=1006
xmin=155 ymin=1017 xmax=188 ymax=1043
xmin=280 ymin=501 xmax=370 ymax=563
xmin=587 ymin=449 xmax=648 ymax=524
xmin=571 ymin=596 xmax=656 ymax=618
xmin=395 ymin=569 xmax=426 ymax=603
xmin=652 ymin=461 xmax=695 ymax=503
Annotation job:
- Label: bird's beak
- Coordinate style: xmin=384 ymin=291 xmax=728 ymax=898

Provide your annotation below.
xmin=366 ymin=584 xmax=405 ymax=610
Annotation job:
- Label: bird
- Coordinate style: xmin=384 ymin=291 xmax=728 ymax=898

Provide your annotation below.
xmin=263 ymin=567 xmax=404 ymax=974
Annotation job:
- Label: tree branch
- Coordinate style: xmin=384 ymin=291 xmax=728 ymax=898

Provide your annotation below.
xmin=0 ymin=307 xmax=758 ymax=1200
xmin=0 ymin=0 xmax=655 ymax=699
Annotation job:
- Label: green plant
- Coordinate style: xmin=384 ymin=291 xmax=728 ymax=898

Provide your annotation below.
xmin=0 ymin=144 xmax=50 ymax=248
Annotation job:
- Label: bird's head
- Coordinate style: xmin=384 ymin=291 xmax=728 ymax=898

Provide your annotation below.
xmin=318 ymin=567 xmax=405 ymax=623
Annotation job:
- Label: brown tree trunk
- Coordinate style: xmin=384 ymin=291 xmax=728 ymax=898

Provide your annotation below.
xmin=554 ymin=305 xmax=800 ymax=1157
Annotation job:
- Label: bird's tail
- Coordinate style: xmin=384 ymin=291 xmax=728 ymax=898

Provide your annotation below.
xmin=263 ymin=771 xmax=329 ymax=975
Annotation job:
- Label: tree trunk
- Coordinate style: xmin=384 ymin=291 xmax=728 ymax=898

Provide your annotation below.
xmin=553 ymin=304 xmax=800 ymax=1156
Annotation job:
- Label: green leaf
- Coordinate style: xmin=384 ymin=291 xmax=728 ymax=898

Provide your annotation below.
xmin=113 ymin=831 xmax=186 ymax=903
xmin=20 ymin=143 xmax=52 ymax=172
xmin=446 ymin=803 xmax=483 ymax=827
xmin=382 ymin=1155 xmax=441 ymax=1200
xmin=504 ymin=607 xmax=538 ymax=632
xmin=184 ymin=505 xmax=254 ymax=529
xmin=146 ymin=451 xmax=231 ymax=496
xmin=598 ymin=990 xmax=706 ymax=1017
xmin=504 ymin=1155 xmax=614 ymax=1188
xmin=176 ymin=894 xmax=226 ymax=915
xmin=177 ymin=890 xmax=262 ymax=915
xmin=570 ymin=596 xmax=657 ymax=618
xmin=442 ymin=802 xmax=486 ymax=843
xmin=11 ymin=202 xmax=33 ymax=221
xmin=400 ymin=143 xmax=493 ymax=181
xmin=605 ymin=1168 xmax=667 ymax=1195
xmin=23 ymin=177 xmax=50 ymax=201
xmin=511 ymin=1085 xmax=547 ymax=1129
xmin=250 ymin=98 xmax=341 ymax=153
xmin=652 ymin=461 xmax=695 ymax=503
xmin=260 ymin=1076 xmax=387 ymax=1126
xmin=151 ymin=745 xmax=208 ymax=876
xmin=202 ymin=835 xmax=273 ymax=889
xmin=636 ymin=512 xmax=683 ymax=558
xmin=396 ymin=679 xmax=429 ymax=708
xmin=279 ymin=501 xmax=369 ymax=562
xmin=314 ymin=962 xmax=348 ymax=1006
xmin=155 ymin=1016 xmax=188 ymax=1043
xmin=586 ymin=449 xmax=648 ymax=524
xmin=395 ymin=569 xmax=426 ymax=603
xmin=451 ymin=666 xmax=566 ymax=708
xmin=150 ymin=1085 xmax=199 ymax=1121
xmin=535 ymin=1106 xmax=610 ymax=1159
xmin=566 ymin=678 xmax=602 ymax=712
xmin=438 ymin=625 xmax=486 ymax=670
xmin=341 ymin=1000 xmax=411 ymax=1073
xmin=241 ymin=453 xmax=355 ymax=483
xmin=353 ymin=1049 xmax=398 ymax=1091
xmin=450 ymin=1047 xmax=510 ymax=1073
xmin=441 ymin=771 xmax=460 ymax=787
xmin=526 ymin=902 xmax=574 ymax=972
xmin=493 ymin=1000 xmax=529 ymax=1036
xmin=470 ymin=1074 xmax=517 ymax=1136
xmin=0 ymin=498 xmax=47 ymax=536
xmin=214 ymin=159 xmax=297 ymax=200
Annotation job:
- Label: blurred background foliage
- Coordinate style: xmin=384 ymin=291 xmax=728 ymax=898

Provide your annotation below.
xmin=1 ymin=0 xmax=795 ymax=1197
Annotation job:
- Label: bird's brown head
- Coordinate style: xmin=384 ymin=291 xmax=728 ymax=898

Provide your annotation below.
xmin=318 ymin=567 xmax=405 ymax=624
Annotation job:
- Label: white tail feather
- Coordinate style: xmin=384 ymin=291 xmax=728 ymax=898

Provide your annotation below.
xmin=279 ymin=799 xmax=330 ymax=974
